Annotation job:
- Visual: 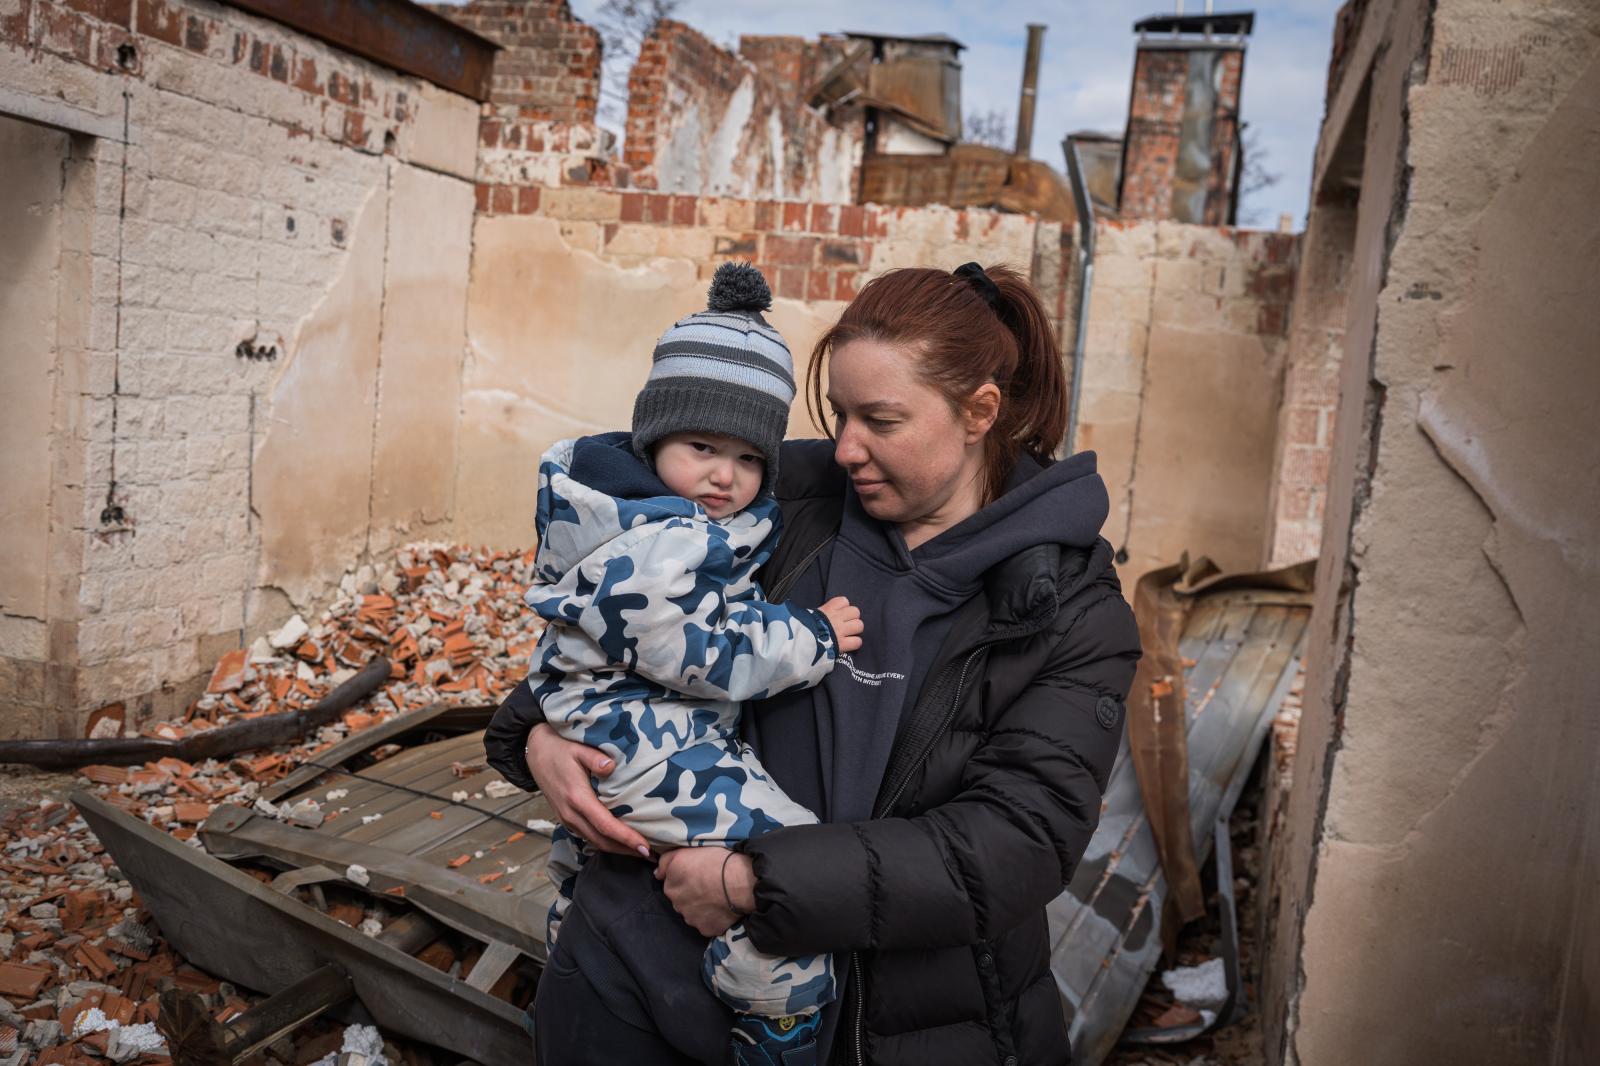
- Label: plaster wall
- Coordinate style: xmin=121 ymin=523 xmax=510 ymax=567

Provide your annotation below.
xmin=456 ymin=191 xmax=1052 ymax=548
xmin=0 ymin=117 xmax=68 ymax=629
xmin=1264 ymin=1 xmax=1600 ymax=1061
xmin=0 ymin=0 xmax=479 ymax=736
xmin=1072 ymin=219 xmax=1297 ymax=588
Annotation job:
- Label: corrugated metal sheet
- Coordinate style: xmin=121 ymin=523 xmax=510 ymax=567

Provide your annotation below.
xmin=1051 ymin=584 xmax=1311 ymax=1063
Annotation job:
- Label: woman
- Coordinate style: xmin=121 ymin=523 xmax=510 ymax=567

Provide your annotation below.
xmin=485 ymin=264 xmax=1141 ymax=1066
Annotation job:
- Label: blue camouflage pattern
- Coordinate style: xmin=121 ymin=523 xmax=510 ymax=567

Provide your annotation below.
xmin=527 ymin=438 xmax=838 ymax=1018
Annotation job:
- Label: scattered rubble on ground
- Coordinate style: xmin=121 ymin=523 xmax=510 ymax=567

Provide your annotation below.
xmin=0 ymin=545 xmax=546 ymax=1066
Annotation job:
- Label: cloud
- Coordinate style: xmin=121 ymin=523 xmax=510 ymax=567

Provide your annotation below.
xmin=566 ymin=0 xmax=1344 ymax=229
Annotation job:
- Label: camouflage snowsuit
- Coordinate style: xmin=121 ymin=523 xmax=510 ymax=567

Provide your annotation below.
xmin=524 ymin=438 xmax=839 ymax=1018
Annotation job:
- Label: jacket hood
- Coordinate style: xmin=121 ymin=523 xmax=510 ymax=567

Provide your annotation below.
xmin=532 ymin=432 xmax=782 ymax=585
xmin=836 ymin=449 xmax=1110 ymax=603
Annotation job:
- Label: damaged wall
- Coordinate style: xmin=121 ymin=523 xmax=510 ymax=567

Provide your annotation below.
xmin=0 ymin=0 xmax=481 ymax=737
xmin=1072 ymin=219 xmax=1298 ymax=588
xmin=422 ymin=0 xmax=601 ymax=122
xmin=1263 ymin=0 xmax=1600 ymax=1062
xmin=458 ymin=186 xmax=1065 ymax=547
xmin=624 ymin=20 xmax=862 ymax=202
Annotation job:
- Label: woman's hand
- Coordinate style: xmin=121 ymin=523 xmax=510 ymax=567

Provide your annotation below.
xmin=524 ymin=724 xmax=651 ymax=858
xmin=656 ymin=848 xmax=756 ymax=937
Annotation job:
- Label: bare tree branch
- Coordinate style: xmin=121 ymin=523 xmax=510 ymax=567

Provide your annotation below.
xmin=964 ymin=108 xmax=1012 ymax=149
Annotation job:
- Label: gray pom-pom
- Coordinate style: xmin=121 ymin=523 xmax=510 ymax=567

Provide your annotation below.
xmin=706 ymin=262 xmax=772 ymax=313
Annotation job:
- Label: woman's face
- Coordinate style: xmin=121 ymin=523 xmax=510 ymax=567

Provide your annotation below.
xmin=825 ymin=339 xmax=997 ymax=534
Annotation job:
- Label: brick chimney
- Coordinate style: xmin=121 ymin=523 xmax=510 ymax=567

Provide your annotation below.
xmin=1118 ymin=9 xmax=1252 ymax=225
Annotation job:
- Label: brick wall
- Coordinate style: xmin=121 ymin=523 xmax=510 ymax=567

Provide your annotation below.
xmin=423 ymin=0 xmax=601 ymax=120
xmin=624 ymin=20 xmax=862 ymax=202
xmin=1266 ymin=197 xmax=1354 ymax=566
xmin=0 ymin=0 xmax=480 ymax=737
xmin=1120 ymin=46 xmax=1245 ymax=225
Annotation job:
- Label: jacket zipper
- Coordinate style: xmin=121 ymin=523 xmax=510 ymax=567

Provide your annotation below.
xmin=852 ymin=604 xmax=1058 ymax=1062
xmin=854 ymin=647 xmax=982 ymax=1065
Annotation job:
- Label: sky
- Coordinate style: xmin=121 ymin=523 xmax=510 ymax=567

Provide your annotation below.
xmin=564 ymin=1 xmax=1347 ymax=230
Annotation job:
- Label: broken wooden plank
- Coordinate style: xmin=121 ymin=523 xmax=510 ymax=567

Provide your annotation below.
xmin=72 ymin=792 xmax=531 ymax=1066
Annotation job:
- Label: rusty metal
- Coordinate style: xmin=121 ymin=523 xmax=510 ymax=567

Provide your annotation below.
xmin=1049 ymin=561 xmax=1313 ymax=1064
xmin=1014 ymin=24 xmax=1046 ymax=158
xmin=220 ymin=0 xmax=498 ymax=102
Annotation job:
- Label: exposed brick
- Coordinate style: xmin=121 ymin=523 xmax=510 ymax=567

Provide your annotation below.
xmin=833 ymin=270 xmax=861 ymax=301
xmin=713 ymin=234 xmax=758 ymax=258
xmin=766 ymin=234 xmax=816 ymax=267
xmin=290 ymin=53 xmax=319 ymax=95
xmin=820 ymin=240 xmax=862 ymax=266
xmin=806 ymin=269 xmax=832 ymax=302
xmin=182 ymin=12 xmax=206 ymax=52
xmin=0 ymin=0 xmax=30 ymax=45
xmin=775 ymin=266 xmax=805 ymax=301
xmin=135 ymin=0 xmax=181 ymax=46
xmin=491 ymin=184 xmax=514 ymax=215
xmin=64 ymin=0 xmax=133 ymax=27
xmin=1284 ymin=407 xmax=1321 ymax=447
xmin=754 ymin=201 xmax=778 ymax=232
xmin=517 ymin=186 xmax=540 ymax=214
xmin=670 ymin=195 xmax=696 ymax=227
xmin=341 ymin=108 xmax=368 ymax=149
xmin=39 ymin=4 xmax=95 ymax=62
xmin=782 ymin=202 xmax=808 ymax=232
xmin=620 ymin=192 xmax=646 ymax=223
xmin=809 ymin=204 xmax=836 ymax=234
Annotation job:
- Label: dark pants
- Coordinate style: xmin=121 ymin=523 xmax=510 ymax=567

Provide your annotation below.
xmin=533 ymin=945 xmax=703 ymax=1065
xmin=531 ymin=854 xmax=842 ymax=1065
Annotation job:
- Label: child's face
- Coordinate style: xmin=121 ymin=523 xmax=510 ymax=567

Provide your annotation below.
xmin=653 ymin=431 xmax=765 ymax=519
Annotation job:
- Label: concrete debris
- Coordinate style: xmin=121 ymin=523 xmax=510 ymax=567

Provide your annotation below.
xmin=269 ymin=613 xmax=311 ymax=650
xmin=309 ymin=1023 xmax=388 ymax=1066
xmin=1162 ymin=958 xmax=1228 ymax=1011
xmin=1 ymin=542 xmax=546 ymax=1066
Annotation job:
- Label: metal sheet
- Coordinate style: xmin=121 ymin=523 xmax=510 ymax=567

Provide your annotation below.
xmin=1051 ymin=580 xmax=1310 ymax=1064
xmin=221 ymin=0 xmax=498 ymax=102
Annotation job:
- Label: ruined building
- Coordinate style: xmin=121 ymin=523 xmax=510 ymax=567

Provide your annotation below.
xmin=0 ymin=0 xmax=1595 ymax=1059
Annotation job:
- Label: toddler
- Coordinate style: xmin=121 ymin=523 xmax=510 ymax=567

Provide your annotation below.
xmin=523 ymin=263 xmax=863 ymax=1066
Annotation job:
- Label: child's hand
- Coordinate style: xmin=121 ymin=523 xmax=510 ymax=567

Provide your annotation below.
xmin=820 ymin=596 xmax=864 ymax=653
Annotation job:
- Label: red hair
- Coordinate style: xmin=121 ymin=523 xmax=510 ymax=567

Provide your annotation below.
xmin=806 ymin=265 xmax=1067 ymax=504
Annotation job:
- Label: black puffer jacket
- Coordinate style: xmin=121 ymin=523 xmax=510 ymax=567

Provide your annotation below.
xmin=486 ymin=441 xmax=1140 ymax=1066
xmin=740 ymin=445 xmax=1139 ymax=1066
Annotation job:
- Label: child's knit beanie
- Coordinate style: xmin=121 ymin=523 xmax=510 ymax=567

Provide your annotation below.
xmin=631 ymin=263 xmax=794 ymax=492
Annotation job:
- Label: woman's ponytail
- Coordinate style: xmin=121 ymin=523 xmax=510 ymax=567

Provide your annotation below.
xmin=806 ymin=263 xmax=1072 ymax=504
xmin=982 ymin=265 xmax=1068 ymax=498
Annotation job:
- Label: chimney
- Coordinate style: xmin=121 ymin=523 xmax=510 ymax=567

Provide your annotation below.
xmin=1116 ymin=9 xmax=1253 ymax=225
xmin=1014 ymin=24 xmax=1046 ymax=158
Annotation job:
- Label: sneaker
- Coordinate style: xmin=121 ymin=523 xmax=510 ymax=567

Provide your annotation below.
xmin=730 ymin=1012 xmax=820 ymax=1066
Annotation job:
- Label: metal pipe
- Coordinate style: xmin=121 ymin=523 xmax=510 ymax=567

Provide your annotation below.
xmin=1062 ymin=135 xmax=1097 ymax=454
xmin=1014 ymin=24 xmax=1046 ymax=158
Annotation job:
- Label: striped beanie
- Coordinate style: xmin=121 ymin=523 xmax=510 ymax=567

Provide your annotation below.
xmin=632 ymin=262 xmax=794 ymax=492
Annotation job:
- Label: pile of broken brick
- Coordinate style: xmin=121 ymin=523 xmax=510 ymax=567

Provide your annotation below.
xmin=153 ymin=543 xmax=546 ymax=743
xmin=1 ymin=544 xmax=547 ymax=1066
